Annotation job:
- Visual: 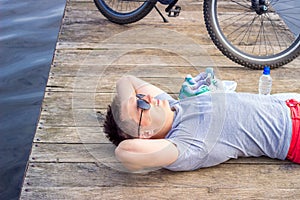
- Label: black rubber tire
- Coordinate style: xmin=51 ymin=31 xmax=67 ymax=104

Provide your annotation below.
xmin=203 ymin=0 xmax=300 ymax=69
xmin=94 ymin=0 xmax=157 ymax=24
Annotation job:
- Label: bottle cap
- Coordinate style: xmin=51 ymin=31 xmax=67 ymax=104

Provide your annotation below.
xmin=263 ymin=66 xmax=270 ymax=75
xmin=205 ymin=67 xmax=214 ymax=78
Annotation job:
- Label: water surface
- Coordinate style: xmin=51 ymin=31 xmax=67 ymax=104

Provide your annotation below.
xmin=0 ymin=0 xmax=66 ymax=199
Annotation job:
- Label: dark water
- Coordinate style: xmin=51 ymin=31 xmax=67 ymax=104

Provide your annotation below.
xmin=0 ymin=0 xmax=66 ymax=199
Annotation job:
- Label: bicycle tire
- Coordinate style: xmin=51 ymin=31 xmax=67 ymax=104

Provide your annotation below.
xmin=203 ymin=0 xmax=300 ymax=69
xmin=94 ymin=0 xmax=157 ymax=24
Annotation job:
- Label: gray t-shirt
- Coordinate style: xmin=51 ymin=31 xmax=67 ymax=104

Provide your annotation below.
xmin=156 ymin=92 xmax=292 ymax=171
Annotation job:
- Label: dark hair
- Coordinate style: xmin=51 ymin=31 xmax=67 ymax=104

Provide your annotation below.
xmin=104 ymin=105 xmax=134 ymax=146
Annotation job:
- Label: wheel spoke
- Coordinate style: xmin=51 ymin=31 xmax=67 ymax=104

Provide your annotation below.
xmin=230 ymin=0 xmax=251 ymax=10
xmin=204 ymin=0 xmax=300 ymax=68
xmin=216 ymin=0 xmax=299 ymax=56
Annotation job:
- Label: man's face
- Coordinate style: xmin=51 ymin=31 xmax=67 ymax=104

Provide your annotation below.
xmin=125 ymin=94 xmax=170 ymax=137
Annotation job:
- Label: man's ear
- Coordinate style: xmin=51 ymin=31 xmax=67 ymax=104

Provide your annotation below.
xmin=140 ymin=130 xmax=155 ymax=139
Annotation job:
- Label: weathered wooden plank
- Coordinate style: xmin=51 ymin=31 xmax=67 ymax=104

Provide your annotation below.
xmin=58 ymin=25 xmax=214 ymax=47
xmin=22 ymin=162 xmax=300 ymax=188
xmin=43 ymin=92 xmax=115 ymax=109
xmin=52 ymin=49 xmax=228 ymax=66
xmin=46 ymin=67 xmax=300 ymax=93
xmin=20 ymin=186 xmax=300 ymax=200
xmin=29 ymin=143 xmax=289 ymax=164
xmin=42 ymin=91 xmax=177 ymax=112
xmin=39 ymin=108 xmax=103 ymax=127
xmin=63 ymin=6 xmax=206 ymax=25
xmin=49 ymin=64 xmax=214 ymax=78
xmin=63 ymin=2 xmax=205 ymax=23
xmin=34 ymin=126 xmax=107 ymax=143
xmin=51 ymin=48 xmax=300 ymax=71
xmin=29 ymin=144 xmax=114 ymax=163
xmin=46 ymin=77 xmax=183 ymax=92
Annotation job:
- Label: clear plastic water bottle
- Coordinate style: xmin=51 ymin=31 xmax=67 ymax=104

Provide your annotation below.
xmin=259 ymin=66 xmax=272 ymax=95
xmin=205 ymin=67 xmax=217 ymax=92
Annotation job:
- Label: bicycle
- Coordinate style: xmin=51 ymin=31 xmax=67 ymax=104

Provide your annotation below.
xmin=94 ymin=0 xmax=300 ymax=69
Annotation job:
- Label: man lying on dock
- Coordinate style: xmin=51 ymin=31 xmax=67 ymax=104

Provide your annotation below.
xmin=103 ymin=74 xmax=300 ymax=172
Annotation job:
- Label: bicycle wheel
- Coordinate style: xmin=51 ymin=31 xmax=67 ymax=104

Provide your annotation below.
xmin=94 ymin=0 xmax=157 ymax=24
xmin=204 ymin=0 xmax=300 ymax=69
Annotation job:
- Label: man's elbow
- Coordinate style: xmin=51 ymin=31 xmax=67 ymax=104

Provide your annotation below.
xmin=115 ymin=144 xmax=143 ymax=172
xmin=116 ymin=75 xmax=133 ymax=84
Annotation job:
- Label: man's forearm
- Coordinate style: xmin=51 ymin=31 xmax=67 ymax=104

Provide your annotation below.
xmin=115 ymin=139 xmax=179 ymax=171
xmin=115 ymin=76 xmax=151 ymax=121
xmin=116 ymin=75 xmax=150 ymax=101
xmin=116 ymin=76 xmax=135 ymax=102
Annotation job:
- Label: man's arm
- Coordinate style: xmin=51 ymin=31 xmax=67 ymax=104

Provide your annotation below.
xmin=116 ymin=75 xmax=165 ymax=101
xmin=115 ymin=139 xmax=178 ymax=171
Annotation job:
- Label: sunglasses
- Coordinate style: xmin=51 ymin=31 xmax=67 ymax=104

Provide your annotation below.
xmin=136 ymin=94 xmax=151 ymax=137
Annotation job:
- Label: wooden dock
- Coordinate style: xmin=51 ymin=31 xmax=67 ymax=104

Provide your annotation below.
xmin=20 ymin=0 xmax=300 ymax=199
